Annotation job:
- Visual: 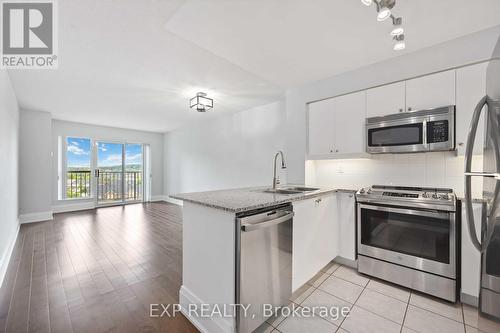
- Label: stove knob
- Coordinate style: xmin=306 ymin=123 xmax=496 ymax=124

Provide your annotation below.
xmin=422 ymin=192 xmax=429 ymax=198
xmin=367 ymin=189 xmax=372 ymax=194
xmin=432 ymin=193 xmax=439 ymax=199
xmin=359 ymin=188 xmax=365 ymax=194
xmin=441 ymin=194 xmax=449 ymax=200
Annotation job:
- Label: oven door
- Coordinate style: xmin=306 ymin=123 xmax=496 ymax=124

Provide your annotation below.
xmin=366 ymin=117 xmax=427 ymax=153
xmin=357 ymin=204 xmax=455 ymax=278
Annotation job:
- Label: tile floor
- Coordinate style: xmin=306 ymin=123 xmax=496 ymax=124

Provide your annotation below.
xmin=256 ymin=263 xmax=500 ymax=333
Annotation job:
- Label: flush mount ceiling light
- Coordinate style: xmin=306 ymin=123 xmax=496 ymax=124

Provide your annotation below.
xmin=190 ymin=92 xmax=213 ymax=112
xmin=360 ymin=0 xmax=406 ymax=51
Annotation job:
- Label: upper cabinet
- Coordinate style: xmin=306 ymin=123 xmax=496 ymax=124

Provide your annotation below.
xmin=334 ymin=91 xmax=366 ymax=155
xmin=307 ymin=91 xmax=367 ymax=158
xmin=405 ymin=70 xmax=456 ymax=112
xmin=456 ymin=62 xmax=487 ymax=155
xmin=307 ymin=63 xmax=487 ymax=160
xmin=366 ymin=81 xmax=405 ymax=118
xmin=308 ymin=98 xmax=335 ymax=156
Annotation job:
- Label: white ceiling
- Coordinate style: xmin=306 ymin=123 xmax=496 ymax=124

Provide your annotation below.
xmin=8 ymin=0 xmax=500 ymax=132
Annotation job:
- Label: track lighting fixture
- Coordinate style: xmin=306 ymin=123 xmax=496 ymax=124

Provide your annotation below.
xmin=361 ymin=0 xmax=405 ymax=51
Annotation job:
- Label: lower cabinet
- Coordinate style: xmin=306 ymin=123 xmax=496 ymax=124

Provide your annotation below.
xmin=292 ymin=194 xmax=338 ymax=291
xmin=337 ymin=192 xmax=357 ymax=261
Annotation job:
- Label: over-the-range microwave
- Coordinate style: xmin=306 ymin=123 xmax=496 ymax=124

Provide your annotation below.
xmin=366 ymin=105 xmax=455 ymax=154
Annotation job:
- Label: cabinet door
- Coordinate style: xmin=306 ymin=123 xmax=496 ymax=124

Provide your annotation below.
xmin=334 ymin=91 xmax=366 ymax=155
xmin=338 ymin=192 xmax=356 ymax=261
xmin=292 ymin=195 xmax=337 ymax=291
xmin=308 ymin=98 xmax=335 ymax=156
xmin=456 ymin=62 xmax=487 ymax=155
xmin=366 ymin=81 xmax=405 ymax=118
xmin=405 ymin=70 xmax=456 ymax=112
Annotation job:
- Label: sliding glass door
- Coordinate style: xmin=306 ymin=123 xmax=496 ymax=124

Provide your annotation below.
xmin=95 ymin=142 xmax=143 ymax=206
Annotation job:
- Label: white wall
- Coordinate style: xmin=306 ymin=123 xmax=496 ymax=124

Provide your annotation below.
xmin=19 ymin=109 xmax=53 ymax=220
xmin=286 ymin=25 xmax=500 ymax=184
xmin=51 ymin=120 xmax=164 ymax=209
xmin=0 ymin=70 xmax=20 ymax=286
xmin=164 ymin=101 xmax=286 ymax=196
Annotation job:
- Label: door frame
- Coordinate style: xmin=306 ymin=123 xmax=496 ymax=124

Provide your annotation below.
xmin=92 ymin=139 xmax=145 ymax=207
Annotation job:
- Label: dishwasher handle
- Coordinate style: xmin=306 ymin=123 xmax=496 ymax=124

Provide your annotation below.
xmin=241 ymin=211 xmax=294 ymax=232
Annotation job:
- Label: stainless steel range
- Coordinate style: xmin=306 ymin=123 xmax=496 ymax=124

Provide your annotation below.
xmin=356 ymin=185 xmax=458 ymax=302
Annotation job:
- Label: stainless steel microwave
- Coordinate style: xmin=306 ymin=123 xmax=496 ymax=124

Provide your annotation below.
xmin=366 ymin=105 xmax=455 ymax=154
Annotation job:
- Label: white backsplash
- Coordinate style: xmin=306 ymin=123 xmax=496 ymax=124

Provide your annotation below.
xmin=306 ymin=152 xmax=484 ymax=198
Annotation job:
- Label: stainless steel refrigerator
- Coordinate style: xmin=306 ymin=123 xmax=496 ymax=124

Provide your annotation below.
xmin=464 ymin=37 xmax=500 ymax=321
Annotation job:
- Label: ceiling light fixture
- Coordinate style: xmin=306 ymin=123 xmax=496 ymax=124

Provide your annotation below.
xmin=390 ymin=17 xmax=403 ymax=36
xmin=377 ymin=6 xmax=391 ymax=21
xmin=393 ymin=34 xmax=405 ymax=50
xmin=361 ymin=0 xmax=405 ymax=51
xmin=391 ymin=27 xmax=404 ymax=36
xmin=190 ymin=92 xmax=213 ymax=112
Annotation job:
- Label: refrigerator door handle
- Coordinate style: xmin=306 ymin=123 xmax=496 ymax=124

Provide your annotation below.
xmin=464 ymin=172 xmax=500 ymax=179
xmin=465 ymin=96 xmax=500 ymax=252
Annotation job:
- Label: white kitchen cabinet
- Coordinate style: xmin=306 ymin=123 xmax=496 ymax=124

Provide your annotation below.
xmin=308 ymin=98 xmax=335 ymax=156
xmin=366 ymin=81 xmax=406 ymax=118
xmin=461 ymin=201 xmax=483 ymax=302
xmin=456 ymin=62 xmax=487 ymax=155
xmin=334 ymin=91 xmax=366 ymax=155
xmin=337 ymin=192 xmax=357 ymax=261
xmin=405 ymin=70 xmax=456 ymax=112
xmin=308 ymin=91 xmax=367 ymax=158
xmin=292 ymin=194 xmax=337 ymax=291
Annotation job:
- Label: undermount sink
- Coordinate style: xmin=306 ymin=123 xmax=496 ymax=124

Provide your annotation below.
xmin=282 ymin=186 xmax=320 ymax=192
xmin=261 ymin=189 xmax=303 ymax=195
xmin=260 ymin=186 xmax=320 ymax=195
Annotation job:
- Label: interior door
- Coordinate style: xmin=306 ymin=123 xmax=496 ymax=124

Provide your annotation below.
xmin=96 ymin=142 xmax=124 ymax=205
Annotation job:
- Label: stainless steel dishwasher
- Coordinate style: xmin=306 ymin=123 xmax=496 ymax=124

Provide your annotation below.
xmin=235 ymin=204 xmax=293 ymax=333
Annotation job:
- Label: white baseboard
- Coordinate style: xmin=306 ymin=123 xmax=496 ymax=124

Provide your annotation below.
xmin=334 ymin=256 xmax=357 ymax=269
xmin=19 ymin=211 xmax=53 ymax=224
xmin=179 ymin=285 xmax=234 ymax=333
xmin=52 ymin=201 xmax=95 ymax=214
xmin=165 ymin=196 xmax=183 ymax=206
xmin=151 ymin=195 xmax=183 ymax=206
xmin=0 ymin=221 xmax=20 ymax=288
xmin=151 ymin=195 xmax=167 ymax=202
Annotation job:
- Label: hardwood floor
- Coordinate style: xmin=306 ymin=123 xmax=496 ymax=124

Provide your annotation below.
xmin=0 ymin=202 xmax=198 ymax=333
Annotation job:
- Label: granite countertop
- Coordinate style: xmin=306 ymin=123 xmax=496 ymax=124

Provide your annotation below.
xmin=170 ymin=185 xmax=353 ymax=213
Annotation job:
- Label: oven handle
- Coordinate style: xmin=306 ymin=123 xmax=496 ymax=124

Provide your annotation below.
xmin=358 ymin=203 xmax=450 ymax=220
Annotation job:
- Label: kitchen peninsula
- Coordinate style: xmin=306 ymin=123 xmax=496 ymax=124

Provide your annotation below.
xmin=171 ymin=186 xmax=356 ymax=333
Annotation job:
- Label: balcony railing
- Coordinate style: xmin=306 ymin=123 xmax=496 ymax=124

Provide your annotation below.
xmin=67 ymin=170 xmax=91 ymax=198
xmin=66 ymin=170 xmax=143 ymax=201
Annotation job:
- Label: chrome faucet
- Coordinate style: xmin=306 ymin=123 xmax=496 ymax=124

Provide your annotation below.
xmin=272 ymin=151 xmax=287 ymax=190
